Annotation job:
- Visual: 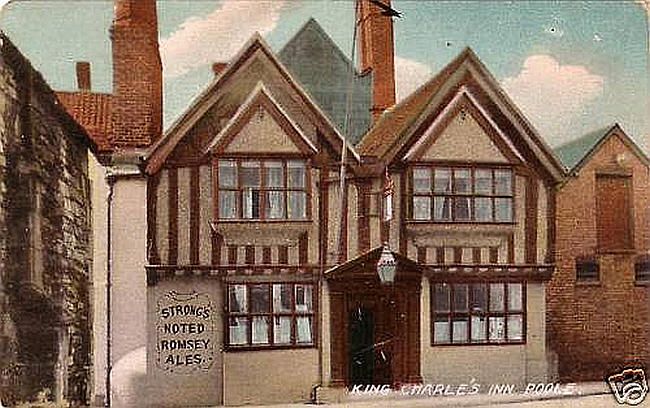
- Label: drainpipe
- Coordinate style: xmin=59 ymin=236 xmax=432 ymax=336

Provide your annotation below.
xmin=105 ymin=173 xmax=115 ymax=408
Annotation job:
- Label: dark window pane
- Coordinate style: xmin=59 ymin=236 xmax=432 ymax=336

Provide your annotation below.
xmin=273 ymin=284 xmax=292 ymax=313
xmin=433 ymin=284 xmax=450 ymax=312
xmin=508 ymin=283 xmax=523 ymax=311
xmin=495 ymin=198 xmax=512 ymax=222
xmin=434 ymin=196 xmax=451 ymax=220
xmin=474 ymin=169 xmax=492 ymax=194
xmin=455 ymin=197 xmax=471 ymax=221
xmin=288 ymin=191 xmax=307 ymax=219
xmin=250 ymin=285 xmax=270 ymax=313
xmin=470 ymin=284 xmax=487 ymax=313
xmin=241 ymin=161 xmax=260 ymax=187
xmin=265 ymin=161 xmax=284 ymax=188
xmin=434 ymin=169 xmax=451 ymax=193
xmin=287 ymin=161 xmax=305 ymax=188
xmin=475 ymin=197 xmax=492 ymax=221
xmin=490 ymin=283 xmax=505 ymax=312
xmin=495 ymin=169 xmax=512 ymax=195
xmin=219 ymin=160 xmax=237 ymax=188
xmin=454 ymin=169 xmax=471 ymax=194
xmin=242 ymin=189 xmax=260 ymax=218
xmin=454 ymin=284 xmax=468 ymax=312
xmin=413 ymin=168 xmax=431 ymax=193
xmin=229 ymin=285 xmax=247 ymax=312
xmin=295 ymin=285 xmax=313 ymax=312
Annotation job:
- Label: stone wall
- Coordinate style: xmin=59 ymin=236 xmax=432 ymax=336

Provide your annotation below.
xmin=0 ymin=33 xmax=92 ymax=404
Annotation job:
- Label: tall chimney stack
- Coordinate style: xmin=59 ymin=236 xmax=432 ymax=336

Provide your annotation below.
xmin=357 ymin=0 xmax=396 ymax=122
xmin=110 ymin=0 xmax=162 ymax=148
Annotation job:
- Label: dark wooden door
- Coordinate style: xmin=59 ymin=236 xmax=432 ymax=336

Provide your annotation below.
xmin=349 ymin=307 xmax=374 ymax=384
xmin=596 ymin=175 xmax=632 ymax=251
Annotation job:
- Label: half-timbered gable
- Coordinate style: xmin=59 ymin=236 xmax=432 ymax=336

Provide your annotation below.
xmin=143 ymin=33 xmax=361 ymax=406
xmin=348 ymin=48 xmax=565 ymax=386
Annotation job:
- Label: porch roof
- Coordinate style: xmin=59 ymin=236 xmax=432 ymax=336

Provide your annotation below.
xmin=324 ymin=246 xmax=423 ymax=283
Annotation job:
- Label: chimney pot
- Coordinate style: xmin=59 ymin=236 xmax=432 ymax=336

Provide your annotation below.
xmin=76 ymin=62 xmax=91 ymax=91
xmin=212 ymin=62 xmax=228 ymax=77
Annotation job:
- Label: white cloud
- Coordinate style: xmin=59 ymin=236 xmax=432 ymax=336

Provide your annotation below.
xmin=502 ymin=54 xmax=604 ymax=145
xmin=161 ymin=1 xmax=286 ymax=78
xmin=394 ymin=56 xmax=433 ymax=101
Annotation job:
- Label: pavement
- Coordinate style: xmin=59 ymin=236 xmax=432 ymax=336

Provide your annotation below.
xmin=237 ymin=382 xmax=638 ymax=408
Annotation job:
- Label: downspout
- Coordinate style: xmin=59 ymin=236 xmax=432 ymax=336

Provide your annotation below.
xmin=105 ymin=174 xmax=115 ymax=408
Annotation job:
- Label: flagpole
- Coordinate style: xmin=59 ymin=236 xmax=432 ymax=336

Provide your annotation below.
xmin=335 ymin=0 xmax=361 ymax=263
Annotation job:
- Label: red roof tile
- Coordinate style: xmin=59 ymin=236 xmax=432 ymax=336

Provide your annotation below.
xmin=56 ymin=91 xmax=113 ymax=152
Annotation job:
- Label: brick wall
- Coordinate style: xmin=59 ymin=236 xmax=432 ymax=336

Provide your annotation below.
xmin=0 ymin=33 xmax=92 ymax=404
xmin=549 ymin=133 xmax=650 ymax=381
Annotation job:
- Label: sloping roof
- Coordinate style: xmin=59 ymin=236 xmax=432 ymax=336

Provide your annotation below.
xmin=278 ymin=18 xmax=372 ymax=145
xmin=554 ymin=123 xmax=650 ymax=174
xmin=553 ymin=126 xmax=610 ymax=171
xmin=355 ymin=47 xmax=566 ymax=183
xmin=145 ymin=33 xmax=360 ymax=174
xmin=324 ymin=245 xmax=422 ymax=283
xmin=56 ymin=91 xmax=113 ymax=152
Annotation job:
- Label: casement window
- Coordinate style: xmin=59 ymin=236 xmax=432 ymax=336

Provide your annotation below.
xmin=217 ymin=159 xmax=309 ymax=220
xmin=227 ymin=283 xmax=315 ymax=348
xmin=431 ymin=282 xmax=525 ymax=345
xmin=411 ymin=166 xmax=513 ymax=223
xmin=575 ymin=255 xmax=599 ymax=282
xmin=634 ymin=255 xmax=650 ymax=283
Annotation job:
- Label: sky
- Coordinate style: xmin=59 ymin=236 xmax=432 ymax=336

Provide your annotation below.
xmin=0 ymin=0 xmax=648 ymax=151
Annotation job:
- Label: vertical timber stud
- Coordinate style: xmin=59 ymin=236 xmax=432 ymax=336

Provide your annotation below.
xmin=525 ymin=177 xmax=538 ymax=264
xmin=190 ymin=166 xmax=200 ymax=264
xmin=168 ymin=167 xmax=179 ymax=265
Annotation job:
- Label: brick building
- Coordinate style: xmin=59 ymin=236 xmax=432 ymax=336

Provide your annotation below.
xmin=549 ymin=124 xmax=650 ymax=381
xmin=0 ymin=33 xmax=94 ymax=404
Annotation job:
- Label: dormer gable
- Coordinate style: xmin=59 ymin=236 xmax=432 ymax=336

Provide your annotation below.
xmin=404 ymin=87 xmax=522 ymax=165
xmin=204 ymin=83 xmax=317 ymax=156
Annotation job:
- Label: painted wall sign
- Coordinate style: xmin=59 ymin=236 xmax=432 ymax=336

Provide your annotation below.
xmin=156 ymin=291 xmax=214 ymax=374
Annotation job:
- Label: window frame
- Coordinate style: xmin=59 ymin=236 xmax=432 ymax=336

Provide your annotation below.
xmin=215 ymin=156 xmax=312 ymax=221
xmin=575 ymin=254 xmax=600 ymax=283
xmin=409 ymin=164 xmax=515 ymax=224
xmin=634 ymin=255 xmax=650 ymax=285
xmin=226 ymin=282 xmax=317 ymax=350
xmin=430 ymin=281 xmax=526 ymax=346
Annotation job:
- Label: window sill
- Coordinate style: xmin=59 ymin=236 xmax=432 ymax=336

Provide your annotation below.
xmin=596 ymin=249 xmax=636 ymax=255
xmin=225 ymin=344 xmax=316 ymax=352
xmin=211 ymin=220 xmax=312 ymax=245
xmin=430 ymin=340 xmax=525 ymax=347
xmin=575 ymin=280 xmax=601 ymax=287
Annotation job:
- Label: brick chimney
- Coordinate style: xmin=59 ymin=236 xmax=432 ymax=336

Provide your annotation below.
xmin=357 ymin=0 xmax=396 ymax=121
xmin=76 ymin=62 xmax=91 ymax=91
xmin=110 ymin=0 xmax=162 ymax=148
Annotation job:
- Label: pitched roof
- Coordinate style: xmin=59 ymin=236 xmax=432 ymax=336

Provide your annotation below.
xmin=554 ymin=123 xmax=650 ymax=174
xmin=278 ymin=18 xmax=372 ymax=144
xmin=56 ymin=91 xmax=113 ymax=152
xmin=356 ymin=47 xmax=566 ymax=183
xmin=145 ymin=33 xmax=360 ymax=174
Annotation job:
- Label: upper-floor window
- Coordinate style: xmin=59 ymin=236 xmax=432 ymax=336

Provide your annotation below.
xmin=634 ymin=255 xmax=650 ymax=284
xmin=410 ymin=166 xmax=513 ymax=223
xmin=218 ymin=159 xmax=308 ymax=220
xmin=576 ymin=254 xmax=599 ymax=282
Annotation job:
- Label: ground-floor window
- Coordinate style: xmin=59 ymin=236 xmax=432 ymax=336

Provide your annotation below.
xmin=227 ymin=282 xmax=315 ymax=348
xmin=431 ymin=282 xmax=525 ymax=345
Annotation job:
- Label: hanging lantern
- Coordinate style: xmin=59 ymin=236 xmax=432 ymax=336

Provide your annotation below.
xmin=376 ymin=244 xmax=396 ymax=284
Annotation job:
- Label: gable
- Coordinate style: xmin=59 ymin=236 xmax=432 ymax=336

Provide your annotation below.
xmin=405 ymin=89 xmax=521 ymax=164
xmin=206 ymin=83 xmax=317 ymax=156
xmin=224 ymin=107 xmax=300 ymax=154
xmin=145 ymin=34 xmax=359 ymax=174
xmin=420 ymin=110 xmax=508 ymax=162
